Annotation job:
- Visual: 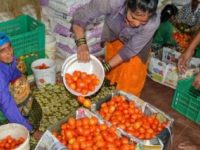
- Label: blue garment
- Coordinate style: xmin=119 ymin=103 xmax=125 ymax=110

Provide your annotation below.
xmin=0 ymin=58 xmax=32 ymax=131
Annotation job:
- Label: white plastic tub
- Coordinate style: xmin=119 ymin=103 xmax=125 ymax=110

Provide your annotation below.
xmin=0 ymin=123 xmax=30 ymax=150
xmin=61 ymin=54 xmax=105 ymax=96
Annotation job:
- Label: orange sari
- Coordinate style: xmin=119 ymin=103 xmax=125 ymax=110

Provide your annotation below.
xmin=105 ymin=40 xmax=147 ymax=96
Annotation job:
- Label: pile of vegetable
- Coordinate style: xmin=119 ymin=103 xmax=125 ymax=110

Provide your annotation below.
xmin=52 ymin=117 xmax=135 ymax=150
xmin=98 ymin=95 xmax=168 ymax=140
xmin=0 ymin=136 xmax=25 ymax=150
xmin=65 ymin=70 xmax=100 ymax=95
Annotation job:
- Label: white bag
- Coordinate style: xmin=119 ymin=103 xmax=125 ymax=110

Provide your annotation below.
xmin=148 ymin=47 xmax=200 ymax=89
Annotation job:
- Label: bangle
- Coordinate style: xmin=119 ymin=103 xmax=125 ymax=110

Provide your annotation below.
xmin=75 ymin=38 xmax=87 ymax=47
xmin=102 ymin=62 xmax=112 ymax=72
xmin=77 ymin=41 xmax=87 ymax=47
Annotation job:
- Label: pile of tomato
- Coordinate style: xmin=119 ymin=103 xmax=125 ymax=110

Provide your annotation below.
xmin=34 ymin=63 xmax=49 ymax=69
xmin=173 ymin=32 xmax=192 ymax=50
xmin=0 ymin=136 xmax=25 ymax=150
xmin=52 ymin=117 xmax=135 ymax=150
xmin=98 ymin=95 xmax=168 ymax=140
xmin=65 ymin=71 xmax=100 ymax=95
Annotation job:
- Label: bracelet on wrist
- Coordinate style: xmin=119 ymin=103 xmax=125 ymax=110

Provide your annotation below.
xmin=103 ymin=62 xmax=112 ymax=72
xmin=75 ymin=38 xmax=87 ymax=47
xmin=76 ymin=41 xmax=87 ymax=47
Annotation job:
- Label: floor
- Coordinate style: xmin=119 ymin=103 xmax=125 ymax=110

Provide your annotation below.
xmin=141 ymin=77 xmax=200 ymax=150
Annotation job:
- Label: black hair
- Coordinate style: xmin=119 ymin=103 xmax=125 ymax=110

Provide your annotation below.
xmin=161 ymin=4 xmax=178 ymax=23
xmin=126 ymin=0 xmax=158 ymax=16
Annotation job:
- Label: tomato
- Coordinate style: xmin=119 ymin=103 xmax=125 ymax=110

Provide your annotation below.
xmin=146 ymin=128 xmax=154 ymax=134
xmin=120 ymin=144 xmax=130 ymax=150
xmin=138 ymin=133 xmax=145 ymax=139
xmin=80 ymin=141 xmax=87 ymax=149
xmin=95 ymin=139 xmax=105 ymax=148
xmin=82 ymin=118 xmax=89 ymax=126
xmin=77 ymin=81 xmax=87 ymax=89
xmin=89 ymin=117 xmax=98 ymax=126
xmin=75 ymin=120 xmax=82 ymax=128
xmin=72 ymin=70 xmax=81 ymax=78
xmin=72 ymin=141 xmax=80 ymax=150
xmin=83 ymin=99 xmax=92 ymax=108
xmin=65 ymin=130 xmax=74 ymax=140
xmin=68 ymin=117 xmax=76 ymax=127
xmin=68 ymin=138 xmax=76 ymax=144
xmin=120 ymin=137 xmax=129 ymax=144
xmin=69 ymin=83 xmax=76 ymax=90
xmin=144 ymin=133 xmax=152 ymax=139
xmin=133 ymin=121 xmax=142 ymax=129
xmin=99 ymin=124 xmax=107 ymax=131
xmin=77 ymin=96 xmax=85 ymax=103
xmin=34 ymin=63 xmax=49 ymax=69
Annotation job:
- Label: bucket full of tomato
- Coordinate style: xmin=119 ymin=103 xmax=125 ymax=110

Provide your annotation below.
xmin=31 ymin=58 xmax=56 ymax=88
xmin=0 ymin=123 xmax=30 ymax=150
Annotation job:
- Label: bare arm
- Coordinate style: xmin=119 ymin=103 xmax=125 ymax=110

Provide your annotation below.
xmin=178 ymin=30 xmax=200 ymax=73
xmin=72 ymin=0 xmax=122 ymax=62
xmin=72 ymin=24 xmax=90 ymax=61
xmin=187 ymin=30 xmax=200 ymax=53
xmin=108 ymin=54 xmax=123 ymax=68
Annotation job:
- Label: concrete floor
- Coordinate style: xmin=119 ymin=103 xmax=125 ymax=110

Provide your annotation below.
xmin=141 ymin=77 xmax=200 ymax=150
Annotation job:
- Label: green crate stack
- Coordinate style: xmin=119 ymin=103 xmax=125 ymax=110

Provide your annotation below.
xmin=0 ymin=15 xmax=45 ymax=75
xmin=172 ymin=76 xmax=200 ymax=124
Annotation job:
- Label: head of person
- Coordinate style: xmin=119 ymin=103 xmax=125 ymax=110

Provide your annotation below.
xmin=125 ymin=0 xmax=158 ymax=27
xmin=0 ymin=32 xmax=13 ymax=64
xmin=161 ymin=4 xmax=178 ymax=23
xmin=192 ymin=0 xmax=200 ymax=9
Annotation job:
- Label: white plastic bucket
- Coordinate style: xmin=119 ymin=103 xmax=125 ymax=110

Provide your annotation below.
xmin=0 ymin=123 xmax=30 ymax=150
xmin=45 ymin=34 xmax=57 ymax=60
xmin=62 ymin=54 xmax=105 ymax=96
xmin=31 ymin=58 xmax=56 ymax=88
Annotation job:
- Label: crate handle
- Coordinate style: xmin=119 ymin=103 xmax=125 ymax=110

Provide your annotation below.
xmin=189 ymin=87 xmax=200 ymax=98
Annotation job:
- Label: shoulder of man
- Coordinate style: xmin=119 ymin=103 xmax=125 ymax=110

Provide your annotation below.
xmin=108 ymin=0 xmax=125 ymax=10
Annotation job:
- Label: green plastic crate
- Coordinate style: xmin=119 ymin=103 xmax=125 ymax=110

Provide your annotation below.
xmin=0 ymin=15 xmax=45 ymax=75
xmin=172 ymin=76 xmax=200 ymax=124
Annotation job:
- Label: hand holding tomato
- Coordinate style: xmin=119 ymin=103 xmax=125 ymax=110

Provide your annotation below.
xmin=178 ymin=49 xmax=194 ymax=73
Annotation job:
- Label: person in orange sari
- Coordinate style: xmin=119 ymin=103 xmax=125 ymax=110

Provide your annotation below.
xmin=72 ymin=0 xmax=160 ymax=96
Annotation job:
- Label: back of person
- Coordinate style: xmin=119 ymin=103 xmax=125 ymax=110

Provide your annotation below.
xmin=152 ymin=4 xmax=178 ymax=50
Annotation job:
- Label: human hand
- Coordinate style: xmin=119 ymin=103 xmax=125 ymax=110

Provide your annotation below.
xmin=32 ymin=130 xmax=43 ymax=141
xmin=77 ymin=44 xmax=90 ymax=62
xmin=177 ymin=50 xmax=194 ymax=73
xmin=192 ymin=73 xmax=200 ymax=90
